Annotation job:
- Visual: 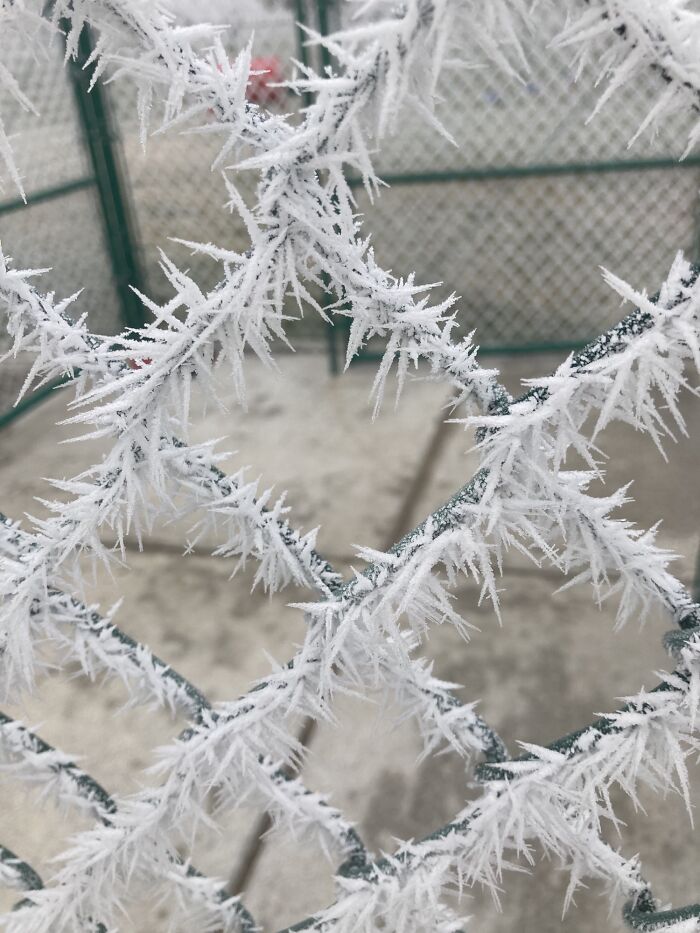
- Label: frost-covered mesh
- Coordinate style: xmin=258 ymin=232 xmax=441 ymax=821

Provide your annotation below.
xmin=0 ymin=38 xmax=88 ymax=193
xmin=369 ymin=13 xmax=690 ymax=173
xmin=97 ymin=2 xmax=700 ymax=354
xmin=110 ymin=8 xmax=304 ymax=305
xmin=2 ymin=0 xmax=699 ymax=419
xmin=2 ymin=3 xmax=700 ymax=930
xmin=0 ymin=33 xmax=122 ymax=419
xmin=355 ymin=169 xmax=700 ymax=348
xmin=350 ymin=2 xmax=700 ymax=350
xmin=1 ymin=191 xmax=122 ymax=335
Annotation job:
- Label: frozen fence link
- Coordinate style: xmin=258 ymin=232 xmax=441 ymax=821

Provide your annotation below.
xmin=0 ymin=711 xmax=257 ymax=931
xmin=557 ymin=0 xmax=700 ymax=154
xmin=0 ymin=846 xmax=43 ymax=895
xmin=1 ymin=0 xmax=700 ymax=929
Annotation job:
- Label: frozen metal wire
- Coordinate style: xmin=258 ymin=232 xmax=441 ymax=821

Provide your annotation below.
xmin=2 ymin=267 xmax=698 ymax=930
xmin=0 ymin=705 xmax=257 ymax=931
xmin=1 ymin=0 xmax=698 ymax=930
xmin=41 ymin=280 xmax=700 ymax=927
xmin=0 ymin=845 xmax=43 ymax=894
xmin=2 ymin=0 xmax=698 ymax=427
xmin=624 ymin=886 xmax=700 ymax=931
xmin=0 ymin=513 xmax=371 ymax=929
xmin=264 ymin=276 xmax=700 ymax=932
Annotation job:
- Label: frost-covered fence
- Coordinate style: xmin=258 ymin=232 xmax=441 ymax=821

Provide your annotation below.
xmin=0 ymin=19 xmax=128 ymax=420
xmin=107 ymin=0 xmax=308 ymax=316
xmin=1 ymin=1 xmax=700 ymax=932
xmin=0 ymin=2 xmax=302 ymax=423
xmin=3 ymin=0 xmax=700 ymax=395
xmin=349 ymin=0 xmax=700 ymax=351
xmin=109 ymin=0 xmax=700 ymax=350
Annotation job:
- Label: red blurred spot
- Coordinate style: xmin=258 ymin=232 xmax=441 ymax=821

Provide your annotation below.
xmin=247 ymin=56 xmax=285 ymax=106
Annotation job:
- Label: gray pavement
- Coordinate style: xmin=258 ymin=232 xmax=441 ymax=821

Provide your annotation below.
xmin=0 ymin=351 xmax=698 ymax=931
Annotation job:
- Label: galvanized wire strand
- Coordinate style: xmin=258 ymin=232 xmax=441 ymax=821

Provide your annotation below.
xmin=0 ymin=511 xmax=212 ymax=716
xmin=5 ymin=259 xmax=700 ymax=928
xmin=0 ymin=272 xmax=342 ymax=597
xmin=624 ymin=885 xmax=700 ymax=931
xmin=0 ymin=846 xmax=44 ymax=894
xmin=347 ymin=273 xmax=700 ymax=629
xmin=4 ymin=7 xmax=698 ymax=929
xmin=168 ymin=436 xmax=344 ymax=597
xmin=0 ymin=710 xmax=116 ymax=820
xmin=12 ymin=266 xmax=700 ymax=927
xmin=581 ymin=0 xmax=700 ymax=116
xmin=0 ymin=712 xmax=258 ymax=931
xmin=476 ymin=666 xmax=694 ymax=784
xmin=0 ymin=715 xmax=112 ymax=933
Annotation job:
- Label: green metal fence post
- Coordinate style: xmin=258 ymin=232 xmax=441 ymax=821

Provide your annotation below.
xmin=692 ymin=169 xmax=700 ymax=266
xmin=315 ymin=0 xmax=345 ymax=375
xmin=0 ymin=15 xmax=142 ymax=432
xmin=65 ymin=22 xmax=146 ymax=333
xmin=293 ymin=0 xmax=315 ymax=111
xmin=294 ymin=0 xmax=343 ymax=374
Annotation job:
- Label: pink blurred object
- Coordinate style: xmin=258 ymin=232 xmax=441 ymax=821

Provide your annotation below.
xmin=247 ymin=56 xmax=285 ymax=105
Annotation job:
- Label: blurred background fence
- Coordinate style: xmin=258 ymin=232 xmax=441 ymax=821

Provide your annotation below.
xmin=2 ymin=0 xmax=700 ymax=419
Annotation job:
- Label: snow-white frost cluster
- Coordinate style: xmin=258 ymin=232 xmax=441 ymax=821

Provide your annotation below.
xmin=1 ymin=0 xmax=700 ymax=930
xmin=557 ymin=0 xmax=700 ymax=152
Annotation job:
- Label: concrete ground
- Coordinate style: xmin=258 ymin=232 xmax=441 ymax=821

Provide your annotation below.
xmin=0 ymin=350 xmax=698 ymax=932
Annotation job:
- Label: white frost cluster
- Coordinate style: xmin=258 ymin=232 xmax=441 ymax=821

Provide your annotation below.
xmin=1 ymin=0 xmax=700 ymax=931
xmin=557 ymin=0 xmax=700 ymax=152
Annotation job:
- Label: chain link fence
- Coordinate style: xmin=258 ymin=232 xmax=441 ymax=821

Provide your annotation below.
xmin=111 ymin=0 xmax=700 ymax=358
xmin=2 ymin=1 xmax=700 ymax=420
xmin=109 ymin=5 xmax=305 ymax=305
xmin=343 ymin=2 xmax=700 ymax=353
xmin=0 ymin=24 xmax=133 ymax=424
